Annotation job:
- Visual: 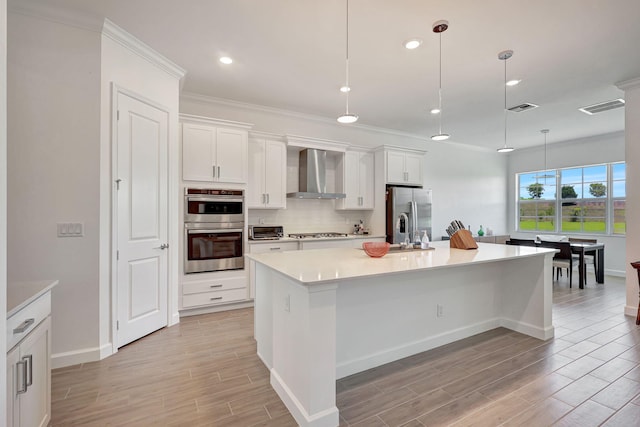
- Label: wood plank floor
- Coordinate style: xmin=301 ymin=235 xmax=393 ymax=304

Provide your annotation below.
xmin=52 ymin=274 xmax=640 ymax=426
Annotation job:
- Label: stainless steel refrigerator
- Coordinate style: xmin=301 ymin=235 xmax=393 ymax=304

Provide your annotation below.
xmin=386 ymin=186 xmax=432 ymax=244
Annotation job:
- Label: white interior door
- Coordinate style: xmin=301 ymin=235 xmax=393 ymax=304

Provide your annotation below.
xmin=115 ymin=91 xmax=169 ymax=348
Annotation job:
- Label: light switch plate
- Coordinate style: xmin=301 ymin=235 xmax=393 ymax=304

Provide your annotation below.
xmin=57 ymin=222 xmax=84 ymax=237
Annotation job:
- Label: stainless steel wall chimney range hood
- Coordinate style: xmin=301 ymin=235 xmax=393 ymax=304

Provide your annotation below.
xmin=286 ymin=149 xmax=346 ymax=199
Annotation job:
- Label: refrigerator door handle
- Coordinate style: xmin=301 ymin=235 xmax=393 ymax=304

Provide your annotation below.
xmin=411 ymin=201 xmax=418 ymax=241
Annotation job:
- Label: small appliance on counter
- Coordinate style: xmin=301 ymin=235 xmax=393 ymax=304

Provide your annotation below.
xmin=248 ymin=225 xmax=284 ymax=240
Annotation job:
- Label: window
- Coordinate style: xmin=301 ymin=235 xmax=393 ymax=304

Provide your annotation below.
xmin=517 ymin=162 xmax=625 ymax=235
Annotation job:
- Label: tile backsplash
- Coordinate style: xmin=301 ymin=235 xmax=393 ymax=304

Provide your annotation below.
xmin=248 ymin=198 xmax=373 ymax=235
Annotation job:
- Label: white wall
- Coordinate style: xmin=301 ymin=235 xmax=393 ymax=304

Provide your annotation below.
xmin=618 ymin=79 xmax=640 ymax=317
xmin=507 ymin=131 xmax=626 ymax=275
xmin=0 ymin=0 xmax=7 ymax=415
xmin=8 ymin=12 xmax=102 ymax=359
xmin=181 ymin=94 xmax=510 ymax=242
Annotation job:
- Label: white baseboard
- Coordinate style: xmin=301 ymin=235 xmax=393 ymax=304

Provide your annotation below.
xmin=179 ymin=300 xmax=254 ymax=317
xmin=606 ymin=269 xmax=626 ymax=277
xmin=336 ymin=318 xmax=500 ymax=379
xmin=170 ymin=311 xmax=180 ymax=326
xmin=52 ymin=343 xmax=113 ymax=369
xmin=500 ymin=318 xmax=555 ymax=340
xmin=625 ymin=305 xmax=637 ymax=318
xmin=271 ymin=369 xmax=339 ymax=427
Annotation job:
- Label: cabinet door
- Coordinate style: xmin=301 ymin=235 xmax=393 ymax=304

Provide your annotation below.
xmin=215 ymin=128 xmax=248 ymax=183
xmin=263 ymin=140 xmax=287 ymax=208
xmin=247 ymin=138 xmax=266 ymax=208
xmin=359 ymin=152 xmax=375 ymax=209
xmin=18 ymin=317 xmax=51 ymax=427
xmin=342 ymin=151 xmax=361 ymax=209
xmin=404 ymin=153 xmax=423 ymax=185
xmin=386 ymin=151 xmax=407 ymax=184
xmin=182 ymin=123 xmax=215 ymax=181
xmin=7 ymin=346 xmax=19 ymax=427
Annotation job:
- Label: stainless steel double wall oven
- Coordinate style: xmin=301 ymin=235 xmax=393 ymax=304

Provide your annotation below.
xmin=184 ymin=188 xmax=244 ymax=274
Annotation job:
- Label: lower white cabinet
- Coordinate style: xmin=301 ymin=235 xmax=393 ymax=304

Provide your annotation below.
xmin=181 ymin=272 xmax=248 ymax=310
xmin=6 ymin=294 xmax=52 ymax=427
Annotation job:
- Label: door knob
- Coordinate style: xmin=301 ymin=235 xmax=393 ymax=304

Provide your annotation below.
xmin=155 ymin=243 xmax=169 ymax=250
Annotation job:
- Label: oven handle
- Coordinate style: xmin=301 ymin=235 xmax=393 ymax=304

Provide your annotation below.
xmin=186 ymin=196 xmax=244 ymax=203
xmin=187 ymin=228 xmax=243 ymax=234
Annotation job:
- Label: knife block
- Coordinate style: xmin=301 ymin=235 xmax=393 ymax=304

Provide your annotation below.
xmin=449 ymin=229 xmax=478 ymax=250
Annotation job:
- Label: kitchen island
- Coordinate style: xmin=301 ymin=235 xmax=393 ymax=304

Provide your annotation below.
xmin=248 ymin=241 xmax=556 ymax=427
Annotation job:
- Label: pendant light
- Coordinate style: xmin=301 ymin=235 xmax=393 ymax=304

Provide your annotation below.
xmin=337 ymin=0 xmax=358 ymax=124
xmin=431 ymin=20 xmax=450 ymax=141
xmin=497 ymin=50 xmax=514 ymax=153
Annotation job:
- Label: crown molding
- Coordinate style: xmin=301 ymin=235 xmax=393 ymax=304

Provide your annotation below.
xmin=179 ymin=113 xmax=253 ymax=130
xmin=248 ymin=130 xmax=286 ymax=141
xmin=102 ymin=19 xmax=186 ymax=80
xmin=8 ymin=0 xmax=103 ymax=32
xmin=285 ymin=135 xmax=349 ymax=153
xmin=617 ymin=77 xmax=640 ymax=91
xmin=180 ymin=91 xmax=435 ymax=142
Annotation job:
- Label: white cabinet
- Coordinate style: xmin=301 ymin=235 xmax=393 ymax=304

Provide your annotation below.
xmin=247 ymin=138 xmax=287 ymax=209
xmin=7 ymin=290 xmax=52 ymax=427
xmin=180 ymin=271 xmax=248 ymax=310
xmin=385 ymin=149 xmax=424 ymax=186
xmin=181 ymin=115 xmax=251 ymax=183
xmin=336 ymin=151 xmax=374 ymax=210
xmin=248 ymin=241 xmax=299 ymax=299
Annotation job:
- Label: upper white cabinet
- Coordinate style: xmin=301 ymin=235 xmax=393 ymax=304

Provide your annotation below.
xmin=247 ymin=137 xmax=287 ymax=209
xmin=180 ymin=114 xmax=252 ymax=183
xmin=384 ymin=149 xmax=424 ymax=186
xmin=336 ymin=150 xmax=374 ymax=210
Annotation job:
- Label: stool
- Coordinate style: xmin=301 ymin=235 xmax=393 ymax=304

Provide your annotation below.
xmin=632 ymin=261 xmax=640 ymax=325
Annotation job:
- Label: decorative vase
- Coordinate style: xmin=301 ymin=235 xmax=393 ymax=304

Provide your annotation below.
xmin=477 ymin=225 xmax=485 ymax=236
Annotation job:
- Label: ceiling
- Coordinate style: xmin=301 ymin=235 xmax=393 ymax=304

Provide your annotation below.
xmin=14 ymin=0 xmax=640 ymax=150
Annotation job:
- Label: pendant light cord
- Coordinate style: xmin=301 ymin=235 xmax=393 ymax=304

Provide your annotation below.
xmin=438 ymin=31 xmax=443 ymax=135
xmin=503 ymin=56 xmax=507 ymax=149
xmin=345 ymin=0 xmax=350 ymax=114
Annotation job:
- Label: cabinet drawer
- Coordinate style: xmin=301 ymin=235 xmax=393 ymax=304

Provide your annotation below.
xmin=249 ymin=241 xmax=299 ymax=253
xmin=182 ymin=288 xmax=247 ymax=308
xmin=7 ymin=291 xmax=51 ymax=351
xmin=182 ymin=276 xmax=246 ymax=295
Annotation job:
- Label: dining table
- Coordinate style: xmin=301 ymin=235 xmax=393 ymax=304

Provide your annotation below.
xmin=570 ymin=242 xmax=605 ymax=289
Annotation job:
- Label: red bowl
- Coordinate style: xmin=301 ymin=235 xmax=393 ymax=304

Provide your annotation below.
xmin=362 ymin=242 xmax=390 ymax=258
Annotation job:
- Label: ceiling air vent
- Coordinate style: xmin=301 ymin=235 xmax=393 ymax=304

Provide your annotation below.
xmin=508 ymin=103 xmax=539 ymax=112
xmin=579 ymin=98 xmax=625 ymax=115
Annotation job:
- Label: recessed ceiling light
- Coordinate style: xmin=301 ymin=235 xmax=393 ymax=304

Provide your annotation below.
xmin=340 ymin=86 xmax=351 ymax=93
xmin=219 ymin=56 xmax=233 ymax=65
xmin=404 ymin=39 xmax=423 ymax=49
xmin=430 ymin=108 xmax=440 ymax=114
xmin=506 ymin=79 xmax=520 ymax=86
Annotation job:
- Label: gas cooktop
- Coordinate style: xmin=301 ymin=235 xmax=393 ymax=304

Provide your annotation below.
xmin=288 ymin=232 xmax=349 ymax=239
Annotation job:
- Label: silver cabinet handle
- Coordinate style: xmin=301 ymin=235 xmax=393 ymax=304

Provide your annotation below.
xmin=13 ymin=318 xmax=35 ymax=334
xmin=16 ymin=359 xmax=27 ymax=395
xmin=24 ymin=355 xmax=33 ymax=387
xmin=269 ymin=247 xmax=281 ymax=251
xmin=217 ymin=166 xmax=221 ymax=178
xmin=154 ymin=243 xmax=169 ymax=250
xmin=212 ymin=165 xmax=216 ymax=178
xmin=262 ymin=194 xmax=266 ymax=204
xmin=266 ymin=193 xmax=270 ymax=204
xmin=210 ymin=284 xmax=223 ymax=288
xmin=210 ymin=297 xmax=223 ymax=301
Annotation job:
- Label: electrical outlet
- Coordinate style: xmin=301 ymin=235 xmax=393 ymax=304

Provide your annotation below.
xmin=437 ymin=304 xmax=444 ymax=318
xmin=284 ymin=294 xmax=291 ymax=312
xmin=259 ymin=217 xmax=266 ymax=224
xmin=57 ymin=222 xmax=84 ymax=237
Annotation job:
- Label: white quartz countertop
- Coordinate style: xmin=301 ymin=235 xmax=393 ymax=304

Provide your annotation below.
xmin=247 ymin=241 xmax=556 ymax=285
xmin=7 ymin=280 xmax=59 ymax=318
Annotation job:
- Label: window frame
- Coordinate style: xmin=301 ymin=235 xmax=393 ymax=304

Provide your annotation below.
xmin=516 ymin=162 xmax=625 ymax=236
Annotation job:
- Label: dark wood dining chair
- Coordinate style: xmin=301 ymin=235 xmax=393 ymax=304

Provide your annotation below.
xmin=568 ymin=237 xmax=597 ymax=286
xmin=539 ymin=241 xmax=575 ymax=287
xmin=505 ymin=238 xmax=538 ymax=247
